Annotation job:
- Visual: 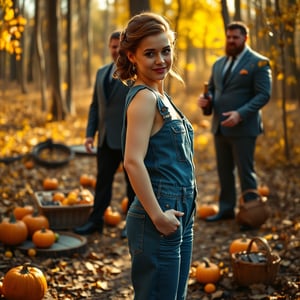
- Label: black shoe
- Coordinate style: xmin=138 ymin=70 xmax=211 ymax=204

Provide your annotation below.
xmin=120 ymin=226 xmax=127 ymax=239
xmin=74 ymin=221 xmax=103 ymax=235
xmin=205 ymin=212 xmax=235 ymax=222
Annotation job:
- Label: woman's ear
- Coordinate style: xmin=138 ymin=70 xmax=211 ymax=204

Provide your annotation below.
xmin=127 ymin=52 xmax=135 ymax=64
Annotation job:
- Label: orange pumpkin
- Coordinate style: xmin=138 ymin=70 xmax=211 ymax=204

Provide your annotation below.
xmin=42 ymin=177 xmax=59 ymax=190
xmin=121 ymin=197 xmax=129 ymax=213
xmin=0 ymin=214 xmax=28 ymax=246
xmin=52 ymin=191 xmax=65 ymax=202
xmin=79 ymin=174 xmax=94 ymax=187
xmin=2 ymin=263 xmax=47 ymax=300
xmin=32 ymin=228 xmax=56 ymax=248
xmin=196 ymin=258 xmax=221 ymax=284
xmin=104 ymin=206 xmax=122 ymax=226
xmin=22 ymin=213 xmax=49 ymax=237
xmin=258 ymin=184 xmax=270 ymax=196
xmin=197 ymin=203 xmax=218 ymax=219
xmin=13 ymin=205 xmax=34 ymax=220
xmin=229 ymin=235 xmax=258 ymax=254
xmin=204 ymin=283 xmax=216 ymax=293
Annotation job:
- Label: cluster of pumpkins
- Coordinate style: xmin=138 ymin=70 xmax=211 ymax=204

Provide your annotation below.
xmin=190 ymin=235 xmax=259 ymax=294
xmin=0 ymin=207 xmax=53 ymax=300
xmin=190 ymin=185 xmax=269 ymax=294
xmin=0 ymin=205 xmax=56 ymax=249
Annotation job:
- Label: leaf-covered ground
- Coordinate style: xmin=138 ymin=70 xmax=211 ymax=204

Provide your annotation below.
xmin=0 ymin=85 xmax=299 ymax=299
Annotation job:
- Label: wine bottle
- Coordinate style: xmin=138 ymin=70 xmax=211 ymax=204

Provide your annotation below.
xmin=202 ymin=82 xmax=212 ymax=116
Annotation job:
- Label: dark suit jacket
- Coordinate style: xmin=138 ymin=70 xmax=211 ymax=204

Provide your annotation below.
xmin=208 ymin=46 xmax=272 ymax=136
xmin=86 ymin=62 xmax=130 ymax=149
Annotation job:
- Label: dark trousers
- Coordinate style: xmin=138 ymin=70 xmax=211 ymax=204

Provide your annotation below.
xmin=89 ymin=139 xmax=135 ymax=225
xmin=214 ymin=135 xmax=257 ymax=214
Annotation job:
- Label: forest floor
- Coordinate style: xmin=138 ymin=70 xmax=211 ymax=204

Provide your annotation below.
xmin=0 ymin=84 xmax=299 ymax=299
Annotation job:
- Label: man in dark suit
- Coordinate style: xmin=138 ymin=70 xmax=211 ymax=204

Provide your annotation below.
xmin=74 ymin=31 xmax=134 ymax=236
xmin=198 ymin=21 xmax=272 ymax=224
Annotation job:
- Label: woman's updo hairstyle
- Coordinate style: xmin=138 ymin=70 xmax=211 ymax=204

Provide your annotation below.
xmin=115 ymin=12 xmax=182 ymax=84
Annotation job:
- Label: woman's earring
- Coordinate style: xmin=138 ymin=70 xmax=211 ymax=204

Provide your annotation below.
xmin=132 ymin=64 xmax=136 ymax=73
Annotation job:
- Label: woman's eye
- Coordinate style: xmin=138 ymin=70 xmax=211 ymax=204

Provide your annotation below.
xmin=145 ymin=52 xmax=154 ymax=57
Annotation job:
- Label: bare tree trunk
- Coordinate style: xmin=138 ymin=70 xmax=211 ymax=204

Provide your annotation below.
xmin=221 ymin=0 xmax=230 ymax=32
xmin=84 ymin=0 xmax=92 ymax=88
xmin=233 ymin=0 xmax=241 ymax=21
xmin=47 ymin=0 xmax=66 ymax=121
xmin=66 ymin=0 xmax=74 ymax=114
xmin=129 ymin=0 xmax=150 ymax=16
xmin=34 ymin=0 xmax=47 ymax=112
xmin=275 ymin=0 xmax=290 ymax=162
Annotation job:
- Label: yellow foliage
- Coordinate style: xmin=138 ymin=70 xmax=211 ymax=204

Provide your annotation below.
xmin=0 ymin=0 xmax=26 ymax=57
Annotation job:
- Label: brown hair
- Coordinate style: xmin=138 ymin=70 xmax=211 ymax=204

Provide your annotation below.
xmin=226 ymin=21 xmax=249 ymax=36
xmin=115 ymin=12 xmax=183 ymax=84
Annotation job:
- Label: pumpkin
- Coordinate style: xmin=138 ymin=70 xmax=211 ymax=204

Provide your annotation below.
xmin=52 ymin=191 xmax=65 ymax=202
xmin=104 ymin=206 xmax=122 ymax=226
xmin=22 ymin=212 xmax=49 ymax=237
xmin=42 ymin=177 xmax=59 ymax=190
xmin=229 ymin=235 xmax=258 ymax=254
xmin=258 ymin=184 xmax=270 ymax=196
xmin=204 ymin=283 xmax=216 ymax=293
xmin=0 ymin=281 xmax=3 ymax=296
xmin=196 ymin=258 xmax=220 ymax=283
xmin=79 ymin=174 xmax=95 ymax=187
xmin=13 ymin=205 xmax=34 ymax=220
xmin=32 ymin=227 xmax=56 ymax=248
xmin=197 ymin=203 xmax=218 ymax=219
xmin=2 ymin=263 xmax=47 ymax=300
xmin=121 ymin=197 xmax=129 ymax=213
xmin=0 ymin=214 xmax=28 ymax=246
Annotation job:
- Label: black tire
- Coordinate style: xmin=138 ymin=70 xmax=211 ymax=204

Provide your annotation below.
xmin=0 ymin=154 xmax=24 ymax=164
xmin=32 ymin=139 xmax=74 ymax=168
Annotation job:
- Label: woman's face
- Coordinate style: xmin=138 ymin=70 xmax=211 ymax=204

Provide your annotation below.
xmin=128 ymin=32 xmax=172 ymax=85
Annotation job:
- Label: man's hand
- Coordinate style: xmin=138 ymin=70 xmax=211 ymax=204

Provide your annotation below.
xmin=221 ymin=111 xmax=242 ymax=127
xmin=197 ymin=94 xmax=211 ymax=109
xmin=84 ymin=137 xmax=94 ymax=153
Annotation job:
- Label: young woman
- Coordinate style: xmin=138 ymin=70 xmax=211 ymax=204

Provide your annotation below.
xmin=115 ymin=12 xmax=197 ymax=300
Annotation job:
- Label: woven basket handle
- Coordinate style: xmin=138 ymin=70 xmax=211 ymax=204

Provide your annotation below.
xmin=246 ymin=237 xmax=273 ymax=266
xmin=239 ymin=189 xmax=261 ymax=205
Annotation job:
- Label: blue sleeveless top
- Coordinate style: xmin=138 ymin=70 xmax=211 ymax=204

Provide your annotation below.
xmin=122 ymin=85 xmax=195 ymax=187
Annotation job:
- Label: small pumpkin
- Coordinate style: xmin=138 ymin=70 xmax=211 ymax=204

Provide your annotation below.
xmin=104 ymin=206 xmax=122 ymax=226
xmin=0 ymin=214 xmax=28 ymax=246
xmin=13 ymin=205 xmax=34 ymax=220
xmin=229 ymin=235 xmax=258 ymax=254
xmin=79 ymin=174 xmax=95 ymax=187
xmin=121 ymin=197 xmax=129 ymax=213
xmin=32 ymin=227 xmax=56 ymax=248
xmin=197 ymin=203 xmax=218 ymax=219
xmin=2 ymin=263 xmax=47 ymax=300
xmin=42 ymin=177 xmax=59 ymax=190
xmin=204 ymin=283 xmax=216 ymax=293
xmin=22 ymin=212 xmax=49 ymax=237
xmin=196 ymin=258 xmax=220 ymax=284
xmin=258 ymin=184 xmax=270 ymax=196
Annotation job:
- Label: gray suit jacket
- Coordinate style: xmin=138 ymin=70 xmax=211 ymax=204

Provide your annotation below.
xmin=208 ymin=46 xmax=272 ymax=136
xmin=86 ymin=62 xmax=130 ymax=149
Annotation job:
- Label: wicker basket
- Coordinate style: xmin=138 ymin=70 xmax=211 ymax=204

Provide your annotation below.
xmin=34 ymin=190 xmax=93 ymax=230
xmin=231 ymin=237 xmax=281 ymax=286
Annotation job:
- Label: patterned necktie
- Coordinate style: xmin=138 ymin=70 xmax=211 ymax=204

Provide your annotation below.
xmin=223 ymin=56 xmax=236 ymax=84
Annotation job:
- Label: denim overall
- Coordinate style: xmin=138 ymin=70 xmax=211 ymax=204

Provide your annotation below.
xmin=122 ymin=85 xmax=196 ymax=300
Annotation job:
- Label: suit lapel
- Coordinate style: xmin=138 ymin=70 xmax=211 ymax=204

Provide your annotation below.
xmin=223 ymin=49 xmax=251 ymax=87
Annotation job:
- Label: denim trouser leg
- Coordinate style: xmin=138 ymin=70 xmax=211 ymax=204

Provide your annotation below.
xmin=126 ymin=184 xmax=195 ymax=300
